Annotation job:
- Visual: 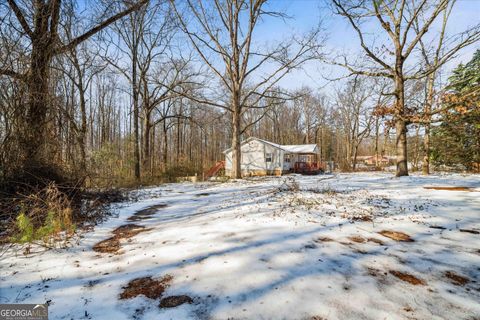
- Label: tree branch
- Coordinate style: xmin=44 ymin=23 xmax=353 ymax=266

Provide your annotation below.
xmin=55 ymin=0 xmax=148 ymax=55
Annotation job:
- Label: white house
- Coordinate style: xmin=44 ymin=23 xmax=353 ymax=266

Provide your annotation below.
xmin=223 ymin=137 xmax=322 ymax=177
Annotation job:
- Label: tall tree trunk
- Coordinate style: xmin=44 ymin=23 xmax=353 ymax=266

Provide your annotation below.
xmin=162 ymin=122 xmax=168 ymax=174
xmin=77 ymin=85 xmax=87 ymax=176
xmin=132 ymin=51 xmax=141 ymax=180
xmin=394 ymin=73 xmax=409 ymax=177
xmin=22 ymin=36 xmax=52 ymax=176
xmin=374 ymin=116 xmax=380 ymax=167
xmin=422 ymin=73 xmax=435 ymax=175
xmin=352 ymin=145 xmax=359 ymax=171
xmin=231 ymin=91 xmax=242 ymax=178
xmin=142 ymin=111 xmax=151 ymax=176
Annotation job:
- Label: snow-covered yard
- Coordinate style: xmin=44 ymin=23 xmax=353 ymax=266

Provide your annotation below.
xmin=1 ymin=173 xmax=480 ymax=320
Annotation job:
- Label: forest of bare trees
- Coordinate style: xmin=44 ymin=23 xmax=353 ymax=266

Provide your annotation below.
xmin=0 ymin=0 xmax=478 ymax=190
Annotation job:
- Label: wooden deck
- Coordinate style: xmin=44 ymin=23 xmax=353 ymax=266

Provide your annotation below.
xmin=293 ymin=161 xmax=325 ymax=174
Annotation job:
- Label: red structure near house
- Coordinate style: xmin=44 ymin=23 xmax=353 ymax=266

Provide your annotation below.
xmin=293 ymin=160 xmax=326 ymax=174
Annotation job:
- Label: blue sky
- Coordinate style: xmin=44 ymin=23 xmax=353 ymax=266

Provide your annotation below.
xmin=74 ymin=0 xmax=480 ymax=95
xmin=262 ymin=0 xmax=480 ymax=93
xmin=252 ymin=0 xmax=480 ymax=94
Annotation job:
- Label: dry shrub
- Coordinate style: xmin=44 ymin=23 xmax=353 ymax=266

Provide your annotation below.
xmin=9 ymin=183 xmax=75 ymax=246
xmin=278 ymin=177 xmax=300 ymax=192
xmin=0 ymin=179 xmax=125 ymax=249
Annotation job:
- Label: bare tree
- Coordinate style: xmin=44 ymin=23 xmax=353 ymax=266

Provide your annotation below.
xmin=412 ymin=0 xmax=480 ymax=174
xmin=170 ymin=0 xmax=323 ymax=178
xmin=335 ymin=78 xmax=374 ymax=171
xmin=0 ymin=0 xmax=148 ymax=183
xmin=331 ymin=0 xmax=480 ymax=176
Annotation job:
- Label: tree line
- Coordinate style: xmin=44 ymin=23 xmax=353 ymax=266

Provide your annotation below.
xmin=0 ymin=0 xmax=479 ymax=191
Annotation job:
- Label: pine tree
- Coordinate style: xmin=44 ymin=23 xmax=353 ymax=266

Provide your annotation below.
xmin=432 ymin=50 xmax=480 ymax=171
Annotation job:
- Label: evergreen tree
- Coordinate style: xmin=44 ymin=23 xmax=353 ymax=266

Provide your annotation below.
xmin=432 ymin=50 xmax=480 ymax=171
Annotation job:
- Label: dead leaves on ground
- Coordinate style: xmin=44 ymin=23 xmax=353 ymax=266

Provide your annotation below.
xmin=389 ymin=270 xmax=426 ymax=285
xmin=444 ymin=271 xmax=470 ymax=286
xmin=159 ymin=295 xmax=193 ymax=308
xmin=424 ymin=186 xmax=474 ymax=192
xmin=93 ymin=224 xmax=149 ymax=254
xmin=120 ymin=275 xmax=194 ymax=310
xmin=120 ymin=275 xmax=173 ymax=300
xmin=378 ymin=230 xmax=414 ymax=242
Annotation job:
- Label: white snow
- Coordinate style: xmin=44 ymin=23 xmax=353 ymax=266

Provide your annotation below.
xmin=1 ymin=172 xmax=480 ymax=320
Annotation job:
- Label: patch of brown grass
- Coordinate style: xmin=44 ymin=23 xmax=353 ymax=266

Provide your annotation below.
xmin=424 ymin=186 xmax=473 ymax=191
xmin=389 ymin=270 xmax=425 ymax=285
xmin=378 ymin=230 xmax=414 ymax=242
xmin=159 ymin=295 xmax=193 ymax=308
xmin=367 ymin=237 xmax=384 ymax=245
xmin=349 ymin=236 xmax=366 ymax=243
xmin=444 ymin=271 xmax=469 ymax=286
xmin=120 ymin=275 xmax=173 ymax=300
xmin=93 ymin=224 xmax=148 ymax=254
xmin=314 ymin=237 xmax=334 ymax=242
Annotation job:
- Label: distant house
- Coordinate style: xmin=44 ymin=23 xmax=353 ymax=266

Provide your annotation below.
xmin=223 ymin=137 xmax=323 ymax=177
xmin=356 ymin=155 xmax=394 ymax=166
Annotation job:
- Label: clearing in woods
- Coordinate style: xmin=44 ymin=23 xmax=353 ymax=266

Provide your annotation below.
xmin=1 ymin=172 xmax=479 ymax=319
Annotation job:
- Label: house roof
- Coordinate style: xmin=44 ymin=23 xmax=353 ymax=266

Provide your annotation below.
xmin=223 ymin=137 xmax=318 ymax=154
xmin=281 ymin=144 xmax=317 ymax=154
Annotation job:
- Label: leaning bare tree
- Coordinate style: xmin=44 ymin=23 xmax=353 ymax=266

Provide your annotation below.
xmin=170 ymin=0 xmax=323 ymax=178
xmin=0 ymin=0 xmax=147 ymax=185
xmin=331 ymin=0 xmax=479 ymax=177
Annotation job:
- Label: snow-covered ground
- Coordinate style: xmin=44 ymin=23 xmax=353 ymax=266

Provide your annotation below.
xmin=1 ymin=173 xmax=480 ymax=320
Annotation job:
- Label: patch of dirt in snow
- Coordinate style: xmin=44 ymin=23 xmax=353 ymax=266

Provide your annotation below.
xmin=389 ymin=270 xmax=426 ymax=285
xmin=378 ymin=230 xmax=414 ymax=242
xmin=444 ymin=271 xmax=470 ymax=286
xmin=429 ymin=225 xmax=447 ymax=230
xmin=367 ymin=237 xmax=385 ymax=245
xmin=93 ymin=224 xmax=148 ymax=254
xmin=314 ymin=236 xmax=334 ymax=242
xmin=127 ymin=204 xmax=168 ymax=221
xmin=366 ymin=267 xmax=388 ymax=284
xmin=424 ymin=186 xmax=474 ymax=191
xmin=120 ymin=275 xmax=173 ymax=300
xmin=459 ymin=229 xmax=480 ymax=235
xmin=348 ymin=235 xmax=366 ymax=243
xmin=159 ymin=295 xmax=193 ymax=308
xmin=93 ymin=238 xmax=120 ymax=253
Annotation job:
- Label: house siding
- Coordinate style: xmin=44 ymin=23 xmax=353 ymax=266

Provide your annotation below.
xmin=225 ymin=139 xmax=283 ymax=177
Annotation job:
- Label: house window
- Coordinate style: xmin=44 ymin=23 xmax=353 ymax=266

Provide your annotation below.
xmin=285 ymin=154 xmax=291 ymax=163
xmin=266 ymin=153 xmax=272 ymax=162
